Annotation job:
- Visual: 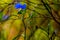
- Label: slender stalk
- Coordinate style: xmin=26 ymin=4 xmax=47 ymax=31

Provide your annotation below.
xmin=41 ymin=0 xmax=60 ymax=25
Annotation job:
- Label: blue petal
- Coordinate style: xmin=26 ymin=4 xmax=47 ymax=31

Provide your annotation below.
xmin=21 ymin=4 xmax=27 ymax=10
xmin=15 ymin=3 xmax=23 ymax=9
xmin=2 ymin=15 xmax=9 ymax=20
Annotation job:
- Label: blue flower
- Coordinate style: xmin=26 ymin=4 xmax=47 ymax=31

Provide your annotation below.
xmin=15 ymin=3 xmax=27 ymax=10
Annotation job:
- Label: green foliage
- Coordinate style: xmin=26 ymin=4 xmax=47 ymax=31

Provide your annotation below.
xmin=0 ymin=12 xmax=3 ymax=21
